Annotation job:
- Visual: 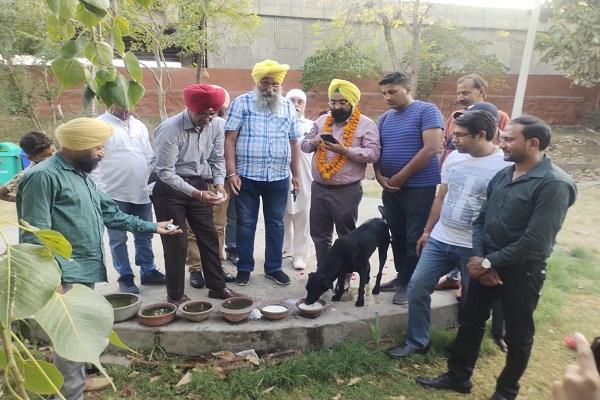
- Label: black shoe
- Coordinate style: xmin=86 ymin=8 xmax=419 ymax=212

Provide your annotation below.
xmin=140 ymin=269 xmax=166 ymax=285
xmin=190 ymin=270 xmax=205 ymax=288
xmin=379 ymin=276 xmax=401 ymax=292
xmin=386 ymin=344 xmax=429 ymax=359
xmin=222 ymin=268 xmax=235 ymax=283
xmin=226 ymin=248 xmax=239 ymax=265
xmin=415 ymin=373 xmax=473 ymax=394
xmin=265 ymin=270 xmax=291 ymax=285
xmin=489 ymin=392 xmax=510 ymax=400
xmin=392 ymin=285 xmax=408 ymax=305
xmin=235 ymin=270 xmax=251 ymax=286
xmin=118 ymin=275 xmax=139 ymax=294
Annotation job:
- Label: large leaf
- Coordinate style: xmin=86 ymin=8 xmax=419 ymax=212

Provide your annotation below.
xmin=0 ymin=244 xmax=62 ymax=324
xmin=109 ymin=330 xmax=140 ymax=356
xmin=134 ymin=0 xmax=153 ymax=8
xmin=19 ymin=359 xmax=64 ymax=395
xmin=80 ymin=0 xmax=107 ymax=17
xmin=35 ymin=286 xmax=114 ymax=378
xmin=101 ymin=75 xmax=145 ymax=108
xmin=83 ymin=85 xmax=97 ymax=110
xmin=61 ymin=39 xmax=82 ymax=59
xmin=46 ymin=0 xmax=78 ymax=20
xmin=83 ymin=41 xmax=113 ymax=66
xmin=80 ymin=0 xmax=109 ymax=11
xmin=20 ymin=221 xmax=72 ymax=259
xmin=51 ymin=57 xmax=87 ymax=88
xmin=124 ymin=51 xmax=143 ymax=82
xmin=75 ymin=3 xmax=101 ymax=28
xmin=113 ymin=25 xmax=125 ymax=56
xmin=46 ymin=15 xmax=76 ymax=41
xmin=114 ymin=16 xmax=130 ymax=35
xmin=96 ymin=66 xmax=117 ymax=85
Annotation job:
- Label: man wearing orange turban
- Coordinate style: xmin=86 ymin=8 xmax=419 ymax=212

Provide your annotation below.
xmin=224 ymin=59 xmax=301 ymax=287
xmin=152 ymin=84 xmax=241 ymax=304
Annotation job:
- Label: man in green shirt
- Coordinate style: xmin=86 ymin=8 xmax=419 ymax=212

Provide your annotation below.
xmin=17 ymin=117 xmax=180 ymax=400
xmin=416 ymin=115 xmax=577 ymax=400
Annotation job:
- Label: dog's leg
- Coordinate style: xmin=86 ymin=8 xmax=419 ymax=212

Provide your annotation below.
xmin=332 ymin=273 xmax=345 ymax=302
xmin=355 ymin=268 xmax=368 ymax=307
xmin=372 ymin=230 xmax=391 ymax=295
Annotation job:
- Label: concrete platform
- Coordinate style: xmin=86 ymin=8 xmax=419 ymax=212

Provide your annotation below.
xmin=2 ymin=195 xmax=460 ymax=355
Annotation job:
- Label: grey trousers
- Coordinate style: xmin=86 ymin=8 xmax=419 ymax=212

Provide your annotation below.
xmin=53 ymin=282 xmax=95 ymax=400
xmin=309 ymin=181 xmax=362 ymax=267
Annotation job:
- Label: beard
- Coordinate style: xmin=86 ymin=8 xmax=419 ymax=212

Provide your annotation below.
xmin=331 ymin=108 xmax=353 ymax=123
xmin=73 ymin=153 xmax=102 ymax=173
xmin=255 ymin=86 xmax=283 ymax=113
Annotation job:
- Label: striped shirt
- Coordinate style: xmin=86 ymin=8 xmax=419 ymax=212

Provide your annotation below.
xmin=378 ymin=100 xmax=444 ymax=187
xmin=225 ymin=91 xmax=301 ymax=182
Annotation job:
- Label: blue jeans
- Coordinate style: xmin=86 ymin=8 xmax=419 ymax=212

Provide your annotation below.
xmin=236 ymin=177 xmax=288 ymax=273
xmin=405 ymin=237 xmax=472 ymax=348
xmin=107 ymin=201 xmax=157 ymax=279
xmin=225 ymin=195 xmax=237 ymax=250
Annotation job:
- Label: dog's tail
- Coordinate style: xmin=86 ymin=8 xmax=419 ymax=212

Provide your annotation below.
xmin=378 ymin=205 xmax=387 ymax=222
xmin=372 ymin=228 xmax=391 ymax=295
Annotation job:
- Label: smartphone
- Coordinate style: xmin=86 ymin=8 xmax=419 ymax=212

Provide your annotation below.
xmin=320 ymin=134 xmax=337 ymax=143
xmin=592 ymin=336 xmax=600 ymax=372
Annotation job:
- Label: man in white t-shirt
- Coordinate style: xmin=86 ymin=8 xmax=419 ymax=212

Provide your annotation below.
xmin=387 ymin=108 xmax=511 ymax=358
xmin=283 ymin=89 xmax=314 ymax=270
xmin=91 ymin=105 xmax=166 ymax=294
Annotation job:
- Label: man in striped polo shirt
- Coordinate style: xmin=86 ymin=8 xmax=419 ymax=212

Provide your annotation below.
xmin=375 ymin=72 xmax=444 ymax=305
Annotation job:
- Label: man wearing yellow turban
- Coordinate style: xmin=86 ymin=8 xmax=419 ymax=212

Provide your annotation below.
xmin=300 ymin=78 xmax=381 ymax=278
xmin=17 ymin=117 xmax=180 ymax=400
xmin=224 ymin=59 xmax=301 ymax=286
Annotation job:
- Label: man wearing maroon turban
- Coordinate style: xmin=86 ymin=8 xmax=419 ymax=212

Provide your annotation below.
xmin=152 ymin=84 xmax=241 ymax=303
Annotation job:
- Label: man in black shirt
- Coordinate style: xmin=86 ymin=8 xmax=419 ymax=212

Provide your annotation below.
xmin=416 ymin=115 xmax=577 ymax=400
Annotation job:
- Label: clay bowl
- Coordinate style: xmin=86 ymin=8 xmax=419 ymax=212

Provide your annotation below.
xmin=178 ymin=300 xmax=215 ymax=322
xmin=296 ymin=298 xmax=327 ymax=318
xmin=104 ymin=293 xmax=141 ymax=322
xmin=138 ymin=302 xmax=177 ymax=327
xmin=219 ymin=297 xmax=255 ymax=323
xmin=258 ymin=302 xmax=290 ymax=321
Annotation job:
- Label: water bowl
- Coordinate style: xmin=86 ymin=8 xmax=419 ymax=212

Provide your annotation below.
xmin=219 ymin=297 xmax=255 ymax=323
xmin=104 ymin=293 xmax=141 ymax=322
xmin=138 ymin=302 xmax=177 ymax=327
xmin=179 ymin=300 xmax=215 ymax=322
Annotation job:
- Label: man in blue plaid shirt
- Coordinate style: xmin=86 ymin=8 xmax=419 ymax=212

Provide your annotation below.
xmin=224 ymin=59 xmax=301 ymax=286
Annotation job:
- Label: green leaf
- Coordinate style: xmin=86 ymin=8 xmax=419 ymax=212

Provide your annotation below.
xmin=61 ymin=39 xmax=81 ymax=59
xmin=96 ymin=66 xmax=117 ymax=84
xmin=75 ymin=3 xmax=101 ymax=28
xmin=46 ymin=0 xmax=78 ymax=20
xmin=19 ymin=359 xmax=64 ymax=395
xmin=0 ymin=243 xmax=62 ymax=325
xmin=80 ymin=0 xmax=109 ymax=11
xmin=51 ymin=56 xmax=87 ymax=87
xmin=83 ymin=41 xmax=113 ymax=66
xmin=134 ymin=0 xmax=153 ymax=8
xmin=83 ymin=85 xmax=97 ymax=110
xmin=113 ymin=25 xmax=125 ymax=56
xmin=20 ymin=221 xmax=73 ymax=259
xmin=124 ymin=51 xmax=143 ymax=82
xmin=35 ymin=286 xmax=114 ymax=383
xmin=101 ymin=75 xmax=145 ymax=108
xmin=109 ymin=330 xmax=140 ymax=356
xmin=80 ymin=0 xmax=107 ymax=17
xmin=114 ymin=16 xmax=129 ymax=35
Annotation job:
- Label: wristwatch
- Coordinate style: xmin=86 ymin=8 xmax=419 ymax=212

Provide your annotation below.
xmin=482 ymin=258 xmax=492 ymax=269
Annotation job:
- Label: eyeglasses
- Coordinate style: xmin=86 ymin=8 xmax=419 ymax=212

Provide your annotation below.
xmin=328 ymin=100 xmax=349 ymax=107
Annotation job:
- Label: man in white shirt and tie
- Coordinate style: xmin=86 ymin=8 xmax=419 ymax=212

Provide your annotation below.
xmin=92 ymin=105 xmax=166 ymax=294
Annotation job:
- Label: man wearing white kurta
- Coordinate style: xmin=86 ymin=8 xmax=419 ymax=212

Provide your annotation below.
xmin=283 ymin=89 xmax=314 ymax=270
xmin=91 ymin=106 xmax=166 ymax=293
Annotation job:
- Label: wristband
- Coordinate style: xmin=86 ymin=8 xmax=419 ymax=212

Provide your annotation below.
xmin=225 ymin=173 xmax=237 ymax=179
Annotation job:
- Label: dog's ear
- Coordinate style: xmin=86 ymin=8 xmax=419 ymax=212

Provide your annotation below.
xmin=308 ymin=272 xmax=314 ymax=278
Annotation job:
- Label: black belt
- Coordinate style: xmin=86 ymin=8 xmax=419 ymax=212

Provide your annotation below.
xmin=179 ymin=175 xmax=213 ymax=184
xmin=314 ymin=180 xmax=360 ymax=190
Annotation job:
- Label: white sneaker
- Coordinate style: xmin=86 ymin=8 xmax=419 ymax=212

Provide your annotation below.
xmin=292 ymin=258 xmax=307 ymax=270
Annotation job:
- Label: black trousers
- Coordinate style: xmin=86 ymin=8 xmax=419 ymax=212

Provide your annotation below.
xmin=447 ymin=263 xmax=546 ymax=400
xmin=152 ymin=177 xmax=225 ymax=300
xmin=382 ymin=186 xmax=436 ymax=286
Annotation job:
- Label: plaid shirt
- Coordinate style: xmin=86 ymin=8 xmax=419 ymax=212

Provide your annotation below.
xmin=225 ymin=91 xmax=300 ymax=181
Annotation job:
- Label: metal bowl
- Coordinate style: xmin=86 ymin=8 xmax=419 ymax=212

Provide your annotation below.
xmin=104 ymin=293 xmax=141 ymax=322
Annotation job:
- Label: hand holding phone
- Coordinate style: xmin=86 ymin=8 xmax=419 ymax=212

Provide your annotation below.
xmin=320 ymin=134 xmax=337 ymax=143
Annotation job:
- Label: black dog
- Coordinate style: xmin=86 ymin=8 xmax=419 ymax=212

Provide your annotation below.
xmin=305 ymin=217 xmax=390 ymax=307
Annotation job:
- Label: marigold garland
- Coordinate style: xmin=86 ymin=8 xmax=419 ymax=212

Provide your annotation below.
xmin=315 ymin=107 xmax=361 ymax=180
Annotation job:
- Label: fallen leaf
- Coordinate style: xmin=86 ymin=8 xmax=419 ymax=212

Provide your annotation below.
xmin=212 ymin=351 xmax=236 ymax=361
xmin=347 ymin=377 xmax=361 ymax=386
xmin=149 ymin=375 xmax=160 ymax=383
xmin=335 ymin=378 xmax=345 ymax=385
xmin=262 ymin=385 xmax=275 ymax=394
xmin=128 ymin=371 xmax=140 ymax=378
xmin=176 ymin=371 xmax=193 ymax=387
xmin=387 ymin=396 xmax=406 ymax=400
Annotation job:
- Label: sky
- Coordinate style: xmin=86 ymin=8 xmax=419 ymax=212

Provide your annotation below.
xmin=431 ymin=0 xmax=537 ymax=9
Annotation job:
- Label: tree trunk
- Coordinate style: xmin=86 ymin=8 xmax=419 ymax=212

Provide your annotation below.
xmin=42 ymin=68 xmax=58 ymax=134
xmin=380 ymin=13 xmax=400 ymax=72
xmin=410 ymin=0 xmax=421 ymax=97
xmin=153 ymin=41 xmax=168 ymax=121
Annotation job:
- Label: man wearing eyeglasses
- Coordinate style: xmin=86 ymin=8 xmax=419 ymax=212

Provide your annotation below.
xmin=152 ymin=84 xmax=241 ymax=304
xmin=301 ymin=79 xmax=380 ymax=275
xmin=224 ymin=59 xmax=301 ymax=287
